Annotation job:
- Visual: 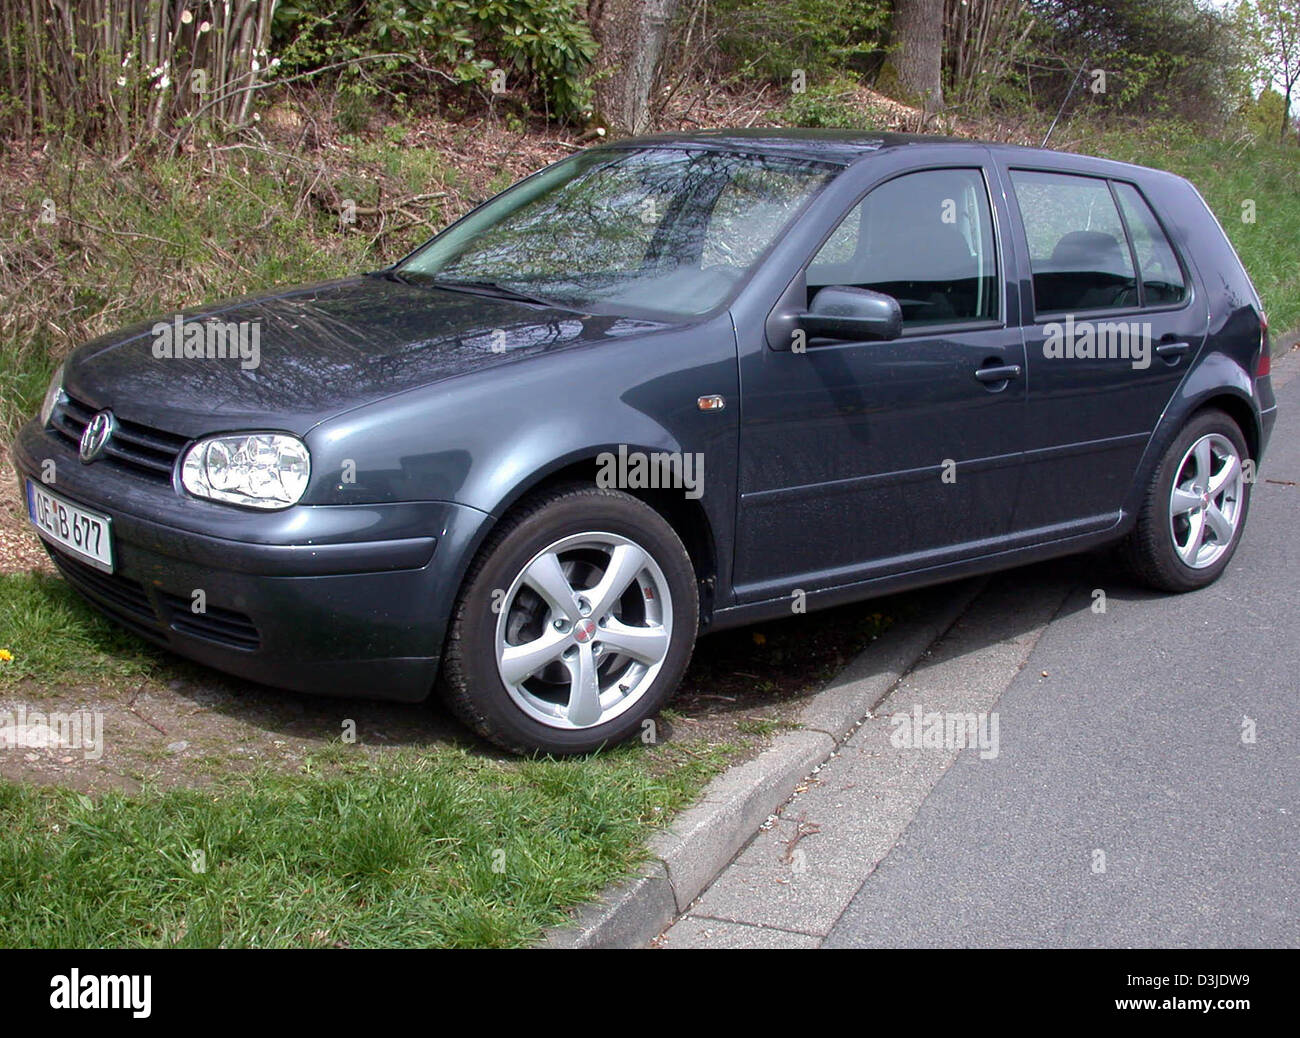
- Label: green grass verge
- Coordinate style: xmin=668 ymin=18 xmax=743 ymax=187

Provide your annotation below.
xmin=0 ymin=742 xmax=730 ymax=947
xmin=0 ymin=134 xmax=452 ymax=439
xmin=0 ymin=572 xmax=160 ymax=689
xmin=1088 ymin=122 xmax=1300 ymax=335
xmin=0 ymin=570 xmax=739 ymax=948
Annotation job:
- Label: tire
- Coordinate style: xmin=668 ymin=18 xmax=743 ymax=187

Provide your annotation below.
xmin=438 ymin=482 xmax=698 ymax=755
xmin=1121 ymin=409 xmax=1252 ymax=592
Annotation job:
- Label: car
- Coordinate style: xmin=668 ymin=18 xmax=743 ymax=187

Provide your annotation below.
xmin=14 ymin=130 xmax=1277 ymax=754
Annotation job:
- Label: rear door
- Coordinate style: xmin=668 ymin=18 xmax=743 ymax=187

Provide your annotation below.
xmin=1002 ymin=165 xmax=1207 ymax=536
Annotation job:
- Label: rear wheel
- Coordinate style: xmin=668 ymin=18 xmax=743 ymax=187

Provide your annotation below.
xmin=1122 ymin=409 xmax=1251 ymax=592
xmin=439 ymin=484 xmax=698 ymax=754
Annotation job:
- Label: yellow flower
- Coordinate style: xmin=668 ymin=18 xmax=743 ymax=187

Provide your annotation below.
xmin=0 ymin=649 xmax=13 ymax=662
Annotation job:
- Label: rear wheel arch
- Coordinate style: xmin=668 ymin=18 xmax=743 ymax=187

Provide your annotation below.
xmin=1121 ymin=407 xmax=1252 ymax=591
xmin=1190 ymin=393 xmax=1259 ymax=465
xmin=1128 ymin=387 xmax=1260 ymax=517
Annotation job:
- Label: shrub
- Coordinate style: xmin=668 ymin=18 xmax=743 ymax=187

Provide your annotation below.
xmin=271 ymin=0 xmax=597 ymax=122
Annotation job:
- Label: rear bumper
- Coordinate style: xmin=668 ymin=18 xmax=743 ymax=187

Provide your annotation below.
xmin=13 ymin=419 xmax=490 ymax=701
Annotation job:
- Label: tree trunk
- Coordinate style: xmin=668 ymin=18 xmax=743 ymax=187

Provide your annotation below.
xmin=893 ymin=0 xmax=945 ymax=110
xmin=588 ymin=0 xmax=680 ymax=135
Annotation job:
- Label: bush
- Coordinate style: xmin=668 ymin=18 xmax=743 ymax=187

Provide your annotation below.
xmin=1025 ymin=0 xmax=1251 ymax=122
xmin=781 ymin=81 xmax=883 ymax=129
xmin=712 ymin=0 xmax=891 ymax=83
xmin=272 ymin=0 xmax=597 ymax=122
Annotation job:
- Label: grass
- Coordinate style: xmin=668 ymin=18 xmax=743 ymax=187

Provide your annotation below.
xmin=0 ymin=572 xmax=160 ymax=689
xmin=0 ymin=130 xmax=465 ymax=441
xmin=1086 ymin=122 xmax=1300 ymax=334
xmin=0 ymin=568 xmax=754 ymax=948
xmin=0 ymin=741 xmax=733 ymax=947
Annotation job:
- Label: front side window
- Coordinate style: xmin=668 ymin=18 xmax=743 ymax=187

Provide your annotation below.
xmin=398 ymin=147 xmax=837 ymax=318
xmin=807 ymin=168 xmax=999 ymax=328
xmin=1010 ymin=169 xmax=1137 ymax=314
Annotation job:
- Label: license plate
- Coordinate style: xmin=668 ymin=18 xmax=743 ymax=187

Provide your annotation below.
xmin=26 ymin=480 xmax=114 ymax=572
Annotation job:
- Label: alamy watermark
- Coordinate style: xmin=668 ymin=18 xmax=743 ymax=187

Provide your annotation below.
xmin=1043 ymin=314 xmax=1152 ymax=370
xmin=151 ymin=314 xmax=261 ymax=370
xmin=595 ymin=445 xmax=704 ymax=500
xmin=889 ymin=704 xmax=1000 ymax=760
xmin=0 ymin=705 xmax=104 ymax=760
xmin=50 ymin=970 xmax=151 ymax=1018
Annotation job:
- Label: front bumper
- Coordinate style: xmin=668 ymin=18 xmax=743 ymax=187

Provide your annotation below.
xmin=13 ymin=419 xmax=490 ymax=701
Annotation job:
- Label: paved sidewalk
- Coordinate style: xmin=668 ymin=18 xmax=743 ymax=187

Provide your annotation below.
xmin=657 ymin=566 xmax=1071 ymax=946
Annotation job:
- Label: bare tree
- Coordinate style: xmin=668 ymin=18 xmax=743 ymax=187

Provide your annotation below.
xmin=0 ymin=0 xmax=278 ymax=149
xmin=1248 ymin=0 xmax=1300 ymax=141
xmin=944 ymin=0 xmax=1035 ymax=110
xmin=588 ymin=0 xmax=681 ymax=134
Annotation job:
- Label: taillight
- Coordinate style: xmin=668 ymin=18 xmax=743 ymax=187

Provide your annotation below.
xmin=1257 ymin=313 xmax=1271 ymax=378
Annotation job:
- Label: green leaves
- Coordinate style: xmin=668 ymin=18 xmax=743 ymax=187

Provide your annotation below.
xmin=270 ymin=0 xmax=597 ymax=122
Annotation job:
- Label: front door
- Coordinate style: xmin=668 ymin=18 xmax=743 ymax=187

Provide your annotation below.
xmin=732 ymin=162 xmax=1028 ymax=603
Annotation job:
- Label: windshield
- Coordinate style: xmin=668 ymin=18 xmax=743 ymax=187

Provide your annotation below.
xmin=396 ymin=147 xmax=839 ymax=318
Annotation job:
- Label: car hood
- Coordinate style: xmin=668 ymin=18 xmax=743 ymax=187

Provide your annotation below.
xmin=62 ymin=275 xmax=666 ymax=437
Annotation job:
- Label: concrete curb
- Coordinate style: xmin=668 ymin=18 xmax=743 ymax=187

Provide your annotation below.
xmin=541 ymin=578 xmax=985 ymax=949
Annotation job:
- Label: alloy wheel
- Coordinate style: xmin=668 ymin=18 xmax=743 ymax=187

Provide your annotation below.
xmin=494 ymin=532 xmax=674 ymax=729
xmin=1168 ymin=432 xmax=1244 ymax=569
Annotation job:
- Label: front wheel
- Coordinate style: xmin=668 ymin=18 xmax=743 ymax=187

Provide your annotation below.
xmin=439 ymin=484 xmax=699 ymax=754
xmin=1122 ymin=409 xmax=1252 ymax=592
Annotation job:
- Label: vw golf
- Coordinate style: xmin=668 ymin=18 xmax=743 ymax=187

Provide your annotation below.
xmin=14 ymin=130 xmax=1277 ymax=753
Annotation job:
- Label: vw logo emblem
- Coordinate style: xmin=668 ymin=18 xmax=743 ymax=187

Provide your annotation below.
xmin=79 ymin=410 xmax=116 ymax=463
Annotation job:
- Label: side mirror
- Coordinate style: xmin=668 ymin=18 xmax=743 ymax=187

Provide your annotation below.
xmin=798 ymin=286 xmax=902 ymax=343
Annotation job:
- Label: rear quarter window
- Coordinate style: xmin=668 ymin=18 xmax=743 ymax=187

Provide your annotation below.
xmin=1113 ymin=181 xmax=1188 ymax=306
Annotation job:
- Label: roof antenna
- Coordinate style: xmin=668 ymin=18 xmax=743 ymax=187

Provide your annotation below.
xmin=1042 ymin=60 xmax=1089 ymax=148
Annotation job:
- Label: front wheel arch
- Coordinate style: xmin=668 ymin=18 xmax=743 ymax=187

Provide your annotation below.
xmin=437 ymin=482 xmax=701 ymax=754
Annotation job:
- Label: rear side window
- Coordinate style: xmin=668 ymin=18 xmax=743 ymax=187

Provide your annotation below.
xmin=1010 ymin=169 xmax=1137 ymax=314
xmin=1113 ymin=182 xmax=1187 ymax=306
xmin=807 ymin=168 xmax=998 ymax=328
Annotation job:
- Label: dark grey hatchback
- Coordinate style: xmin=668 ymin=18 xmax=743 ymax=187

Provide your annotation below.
xmin=15 ymin=130 xmax=1277 ymax=753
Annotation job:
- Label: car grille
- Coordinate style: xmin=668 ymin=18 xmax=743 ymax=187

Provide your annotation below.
xmin=47 ymin=547 xmax=261 ymax=652
xmin=50 ymin=393 xmax=190 ymax=483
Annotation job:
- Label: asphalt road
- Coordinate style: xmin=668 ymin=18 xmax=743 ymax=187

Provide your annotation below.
xmin=660 ymin=352 xmax=1299 ymax=948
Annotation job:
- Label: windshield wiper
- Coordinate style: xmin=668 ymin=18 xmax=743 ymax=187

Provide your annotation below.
xmin=370 ymin=268 xmax=417 ymax=286
xmin=429 ymin=278 xmax=567 ymax=309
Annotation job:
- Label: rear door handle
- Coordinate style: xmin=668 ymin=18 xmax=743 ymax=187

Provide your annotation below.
xmin=974 ymin=364 xmax=1022 ymax=383
xmin=1156 ymin=341 xmax=1191 ymax=357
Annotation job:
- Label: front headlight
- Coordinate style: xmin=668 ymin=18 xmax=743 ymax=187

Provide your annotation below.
xmin=181 ymin=433 xmax=311 ymax=509
xmin=39 ymin=363 xmax=65 ymax=427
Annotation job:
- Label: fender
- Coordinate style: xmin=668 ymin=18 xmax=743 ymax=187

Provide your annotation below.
xmin=307 ymin=313 xmax=741 ymax=605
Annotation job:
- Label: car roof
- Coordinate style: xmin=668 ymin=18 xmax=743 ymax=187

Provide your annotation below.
xmin=600 ymin=128 xmax=953 ymax=164
xmin=598 ymin=128 xmax=1181 ymax=184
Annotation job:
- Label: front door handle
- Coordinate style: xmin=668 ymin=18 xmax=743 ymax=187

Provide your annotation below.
xmin=974 ymin=364 xmax=1022 ymax=383
xmin=1156 ymin=341 xmax=1191 ymax=357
